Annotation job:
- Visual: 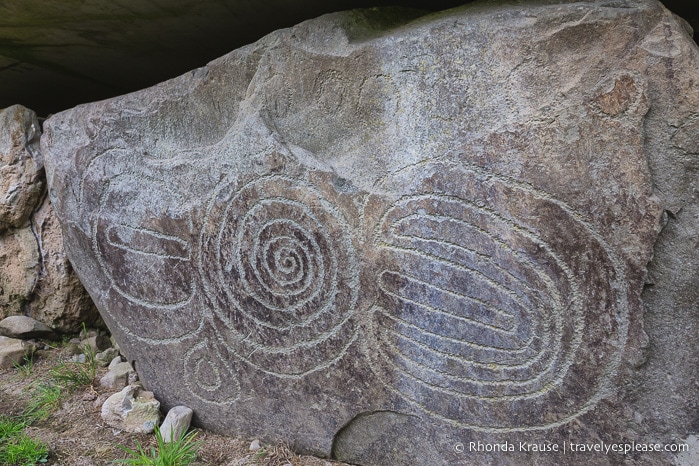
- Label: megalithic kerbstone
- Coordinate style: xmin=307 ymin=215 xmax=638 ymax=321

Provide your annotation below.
xmin=40 ymin=1 xmax=699 ymax=464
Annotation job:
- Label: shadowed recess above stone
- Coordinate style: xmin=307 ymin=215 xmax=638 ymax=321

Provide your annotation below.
xmin=0 ymin=0 xmax=462 ymax=116
xmin=0 ymin=0 xmax=697 ymax=116
xmin=40 ymin=0 xmax=698 ymax=464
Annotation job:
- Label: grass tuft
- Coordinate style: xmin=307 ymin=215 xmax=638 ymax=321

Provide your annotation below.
xmin=0 ymin=416 xmax=26 ymax=439
xmin=49 ymin=343 xmax=97 ymax=391
xmin=23 ymin=383 xmax=62 ymax=424
xmin=115 ymin=426 xmax=201 ymax=466
xmin=0 ymin=415 xmax=49 ymax=466
xmin=0 ymin=432 xmax=49 ymax=465
xmin=13 ymin=353 xmax=35 ymax=378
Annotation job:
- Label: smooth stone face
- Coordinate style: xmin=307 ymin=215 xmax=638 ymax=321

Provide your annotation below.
xmin=41 ymin=1 xmax=697 ymax=464
xmin=160 ymin=406 xmax=194 ymax=443
xmin=0 ymin=315 xmax=56 ymax=340
xmin=0 ymin=335 xmax=36 ymax=369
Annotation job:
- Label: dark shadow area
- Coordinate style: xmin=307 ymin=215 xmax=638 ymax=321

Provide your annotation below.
xmin=0 ymin=0 xmax=696 ymax=116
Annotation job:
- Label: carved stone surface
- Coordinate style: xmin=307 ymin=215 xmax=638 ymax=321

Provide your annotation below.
xmin=41 ymin=1 xmax=697 ymax=464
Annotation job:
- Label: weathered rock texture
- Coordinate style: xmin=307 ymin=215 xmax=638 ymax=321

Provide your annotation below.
xmin=41 ymin=1 xmax=698 ymax=464
xmin=0 ymin=105 xmax=99 ymax=332
xmin=101 ymin=384 xmax=160 ymax=434
xmin=0 ymin=105 xmax=42 ymax=232
xmin=0 ymin=335 xmax=36 ymax=370
xmin=0 ymin=225 xmax=39 ymax=317
xmin=0 ymin=315 xmax=56 ymax=340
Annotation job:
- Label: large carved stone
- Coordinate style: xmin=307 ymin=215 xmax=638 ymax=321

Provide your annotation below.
xmin=40 ymin=1 xmax=697 ymax=464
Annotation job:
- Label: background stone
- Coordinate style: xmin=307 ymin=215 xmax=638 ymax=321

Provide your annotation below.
xmin=40 ymin=1 xmax=698 ymax=464
xmin=25 ymin=193 xmax=101 ymax=332
xmin=0 ymin=105 xmax=100 ymax=333
xmin=0 ymin=225 xmax=39 ymax=319
xmin=0 ymin=315 xmax=56 ymax=340
xmin=0 ymin=335 xmax=36 ymax=370
xmin=0 ymin=105 xmax=42 ymax=232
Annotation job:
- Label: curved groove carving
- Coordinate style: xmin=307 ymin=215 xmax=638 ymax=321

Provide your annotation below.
xmin=183 ymin=341 xmax=241 ymax=406
xmin=199 ymin=174 xmax=359 ymax=378
xmin=84 ymin=164 xmax=201 ymax=342
xmin=367 ymin=164 xmax=627 ymax=432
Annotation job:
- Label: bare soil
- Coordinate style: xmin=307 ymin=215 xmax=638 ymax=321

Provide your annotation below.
xmin=0 ymin=341 xmax=351 ymax=466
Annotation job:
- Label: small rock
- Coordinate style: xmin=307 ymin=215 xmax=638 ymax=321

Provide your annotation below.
xmin=69 ymin=337 xmax=81 ymax=345
xmin=249 ymin=439 xmax=261 ymax=451
xmin=0 ymin=336 xmax=36 ymax=369
xmin=81 ymin=335 xmax=111 ymax=352
xmin=99 ymin=361 xmax=136 ymax=390
xmin=79 ymin=328 xmax=98 ymax=339
xmin=110 ymin=335 xmax=120 ymax=352
xmin=82 ymin=392 xmax=97 ymax=401
xmin=69 ymin=353 xmax=87 ymax=363
xmin=61 ymin=342 xmax=82 ymax=357
xmin=0 ymin=316 xmax=57 ymax=340
xmin=101 ymin=384 xmax=160 ymax=433
xmin=95 ymin=347 xmax=119 ymax=367
xmin=160 ymin=406 xmax=194 ymax=443
xmin=108 ymin=355 xmax=123 ymax=370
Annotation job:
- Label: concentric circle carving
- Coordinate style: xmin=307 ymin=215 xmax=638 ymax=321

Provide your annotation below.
xmin=199 ymin=175 xmax=359 ymax=377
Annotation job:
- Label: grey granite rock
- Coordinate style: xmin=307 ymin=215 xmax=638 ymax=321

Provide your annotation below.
xmin=0 ymin=335 xmax=36 ymax=370
xmin=101 ymin=384 xmax=160 ymax=434
xmin=0 ymin=315 xmax=56 ymax=340
xmin=95 ymin=347 xmax=120 ymax=367
xmin=160 ymin=406 xmax=194 ymax=443
xmin=40 ymin=1 xmax=698 ymax=464
xmin=0 ymin=105 xmax=42 ymax=232
xmin=99 ymin=361 xmax=136 ymax=390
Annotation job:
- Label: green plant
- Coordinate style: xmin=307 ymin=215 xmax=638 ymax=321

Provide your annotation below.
xmin=49 ymin=343 xmax=96 ymax=391
xmin=115 ymin=426 xmax=201 ymax=466
xmin=0 ymin=416 xmax=49 ymax=466
xmin=250 ymin=447 xmax=269 ymax=464
xmin=0 ymin=416 xmax=26 ymax=440
xmin=23 ymin=383 xmax=62 ymax=424
xmin=0 ymin=432 xmax=49 ymax=465
xmin=13 ymin=353 xmax=34 ymax=378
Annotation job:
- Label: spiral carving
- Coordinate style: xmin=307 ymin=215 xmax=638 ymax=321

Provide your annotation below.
xmin=368 ymin=163 xmax=628 ymax=431
xmin=199 ymin=175 xmax=359 ymax=377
